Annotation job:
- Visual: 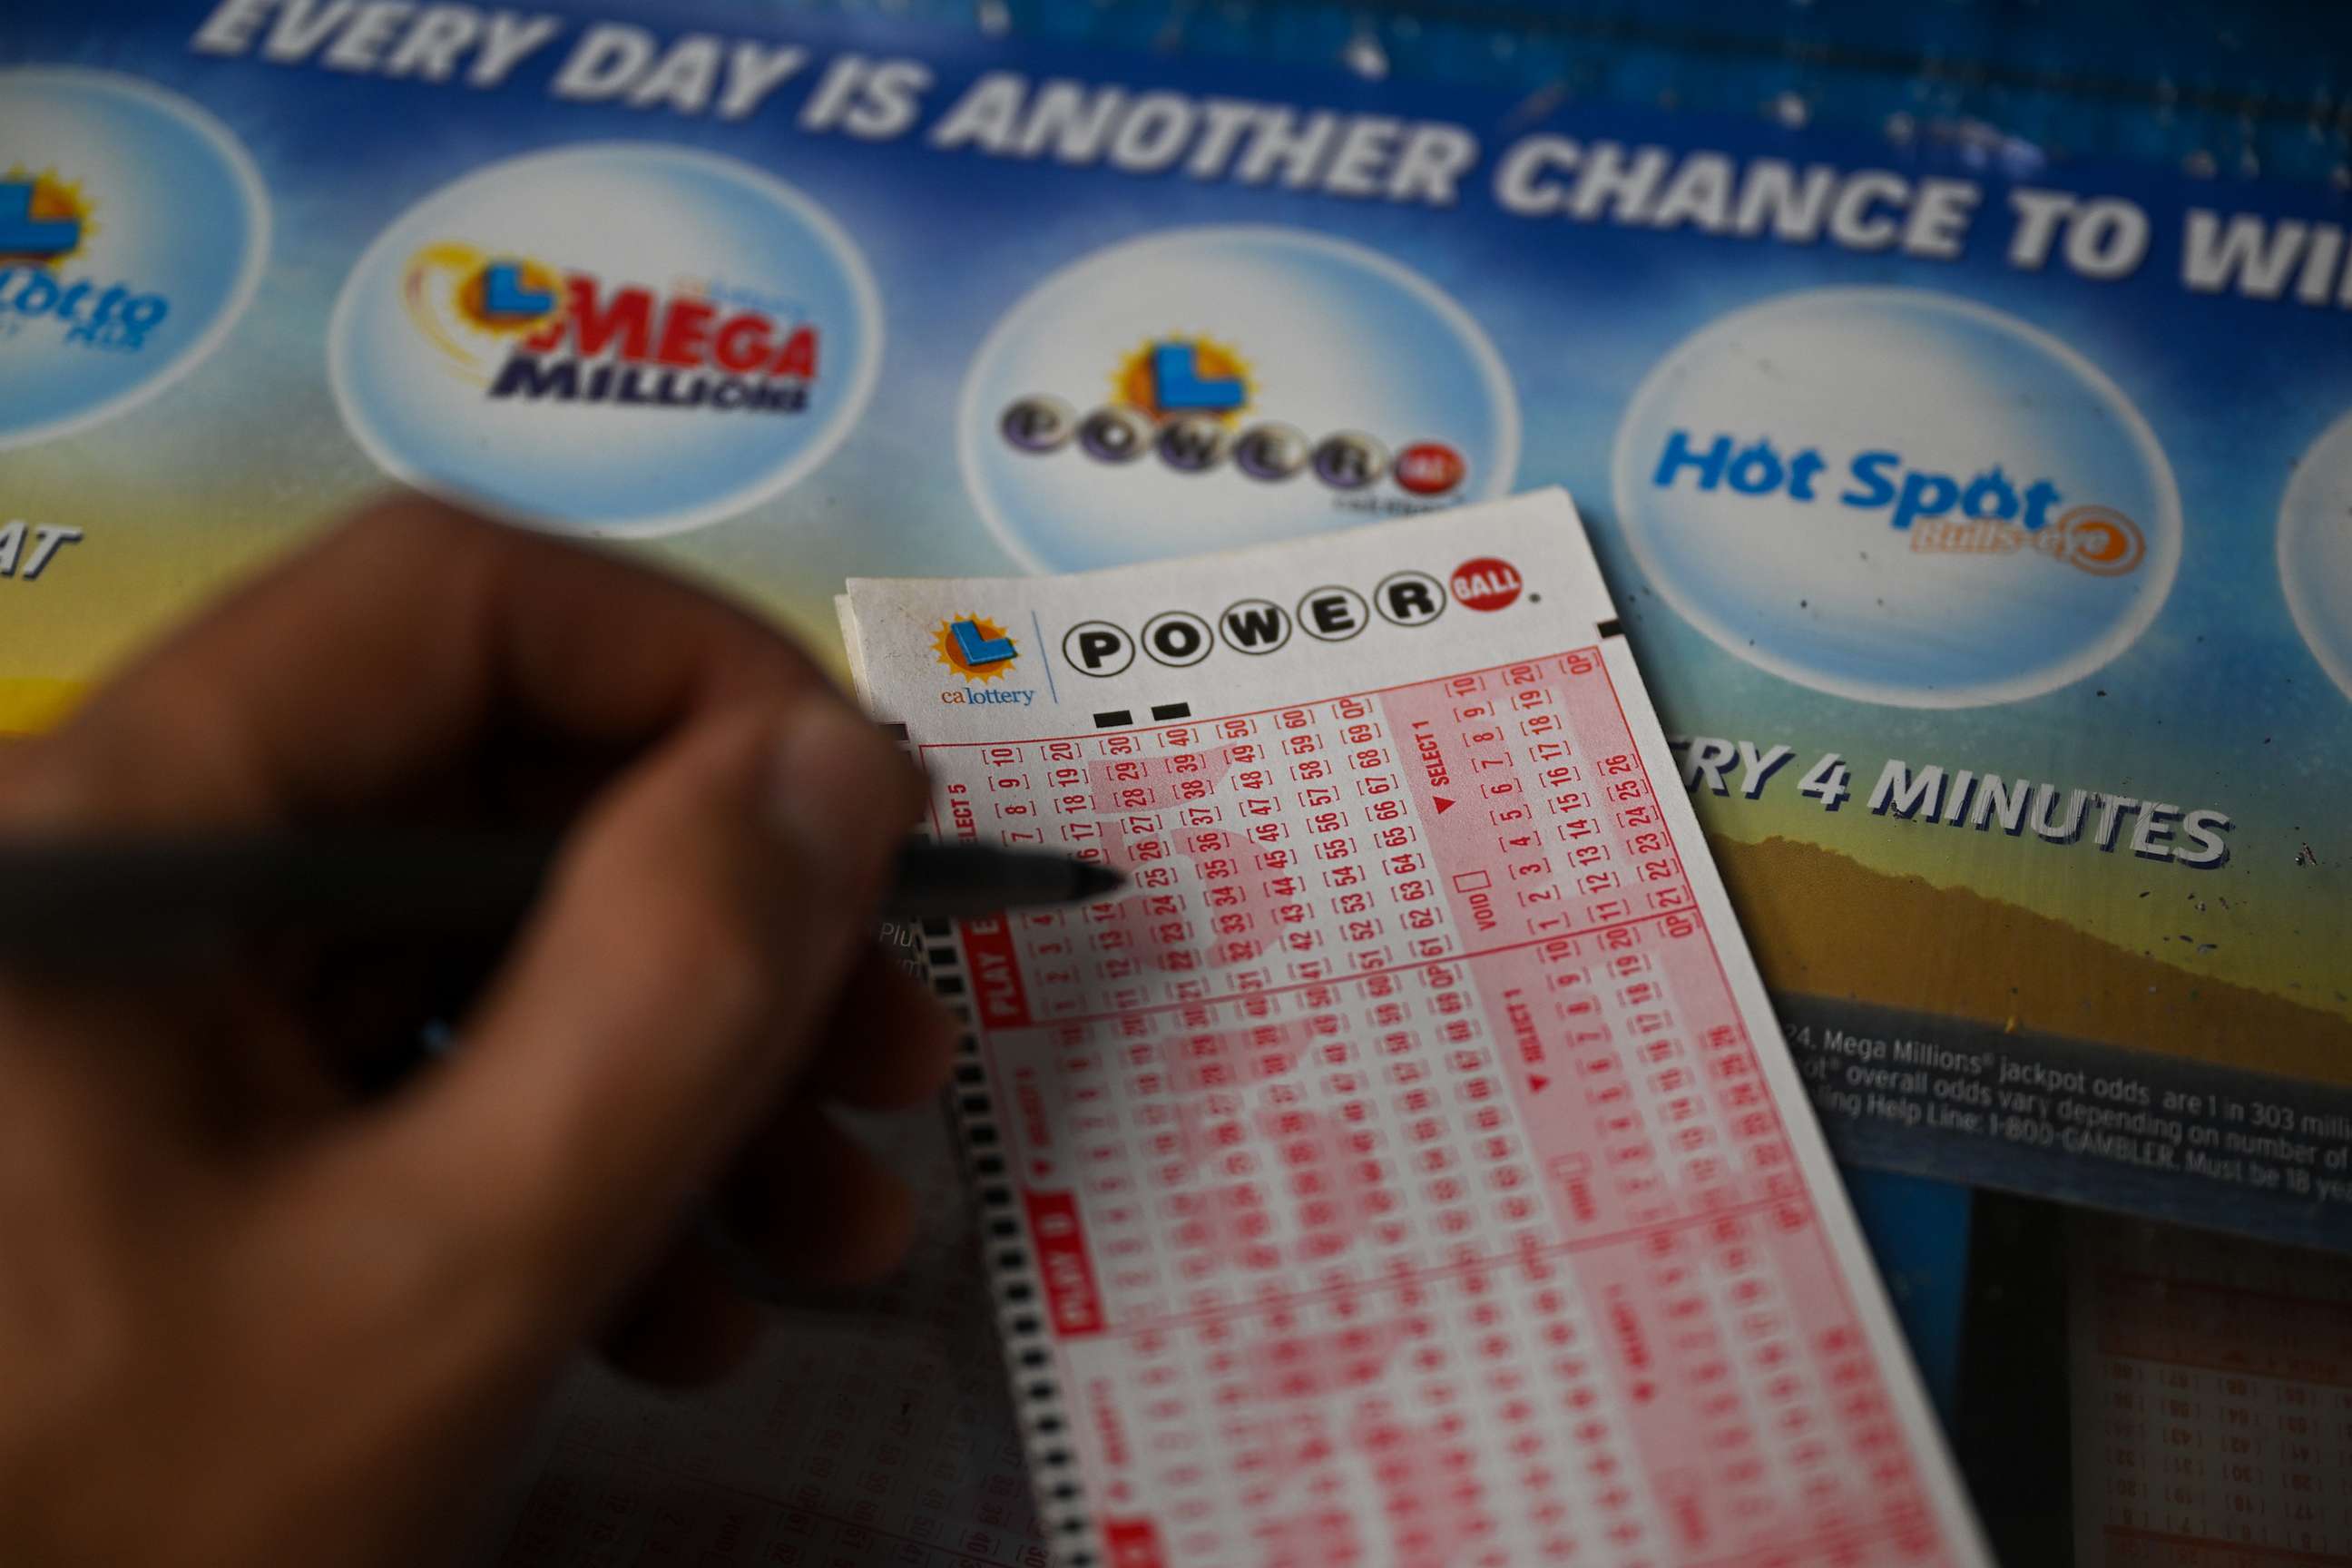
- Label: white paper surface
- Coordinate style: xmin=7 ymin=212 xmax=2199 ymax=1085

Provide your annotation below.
xmin=842 ymin=491 xmax=1987 ymax=1568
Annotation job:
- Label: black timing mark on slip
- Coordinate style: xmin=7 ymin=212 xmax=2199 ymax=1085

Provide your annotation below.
xmin=1151 ymin=702 xmax=1192 ymax=721
xmin=1093 ymin=710 xmax=1134 ymax=729
xmin=1596 ymin=619 xmax=1624 ymax=639
xmin=926 ymin=936 xmax=964 ymax=995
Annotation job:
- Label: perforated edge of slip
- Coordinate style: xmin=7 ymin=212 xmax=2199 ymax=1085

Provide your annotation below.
xmin=920 ymin=925 xmax=1103 ymax=1568
xmin=881 ymin=724 xmax=1103 ymax=1568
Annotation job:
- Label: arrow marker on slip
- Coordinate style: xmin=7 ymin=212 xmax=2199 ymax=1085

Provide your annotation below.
xmin=1433 ymin=796 xmax=1455 ymax=813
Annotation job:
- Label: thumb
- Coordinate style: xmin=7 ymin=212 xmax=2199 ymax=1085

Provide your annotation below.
xmin=328 ymin=695 xmax=921 ymax=1325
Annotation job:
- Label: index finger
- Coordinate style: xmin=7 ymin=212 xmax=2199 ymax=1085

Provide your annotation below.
xmin=14 ymin=496 xmax=829 ymax=824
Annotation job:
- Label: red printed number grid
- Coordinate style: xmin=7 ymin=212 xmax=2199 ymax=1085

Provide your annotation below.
xmin=927 ymin=651 xmax=1954 ymax=1568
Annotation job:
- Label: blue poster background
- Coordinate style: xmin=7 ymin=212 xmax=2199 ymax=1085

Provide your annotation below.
xmin=4 ymin=0 xmax=2349 ymax=1248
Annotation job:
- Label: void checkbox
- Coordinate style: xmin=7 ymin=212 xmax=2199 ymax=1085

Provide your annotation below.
xmin=1453 ymin=870 xmax=1493 ymax=892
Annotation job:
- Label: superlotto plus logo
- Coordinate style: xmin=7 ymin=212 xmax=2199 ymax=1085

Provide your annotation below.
xmin=330 ymin=144 xmax=879 ymax=538
xmin=961 ymin=228 xmax=1520 ymax=572
xmin=0 ymin=70 xmax=269 ymax=449
xmin=0 ymin=169 xmax=168 ymax=353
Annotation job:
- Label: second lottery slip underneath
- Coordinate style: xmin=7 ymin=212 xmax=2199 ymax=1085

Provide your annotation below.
xmin=838 ymin=492 xmax=1987 ymax=1568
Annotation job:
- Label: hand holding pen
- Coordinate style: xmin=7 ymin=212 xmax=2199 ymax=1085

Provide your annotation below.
xmin=0 ymin=499 xmax=1073 ymax=1568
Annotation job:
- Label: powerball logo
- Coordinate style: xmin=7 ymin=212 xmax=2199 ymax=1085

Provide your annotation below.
xmin=957 ymin=227 xmax=1521 ymax=571
xmin=1651 ymin=430 xmax=2149 ymax=577
xmin=935 ymin=614 xmax=1036 ymax=707
xmin=399 ymin=242 xmax=821 ymax=413
xmin=0 ymin=168 xmax=171 ymax=353
xmin=1059 ymin=556 xmax=1531 ymax=676
xmin=999 ymin=329 xmax=1466 ymax=498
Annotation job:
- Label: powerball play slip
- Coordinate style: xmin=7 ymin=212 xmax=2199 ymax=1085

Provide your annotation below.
xmin=839 ymin=491 xmax=1988 ymax=1568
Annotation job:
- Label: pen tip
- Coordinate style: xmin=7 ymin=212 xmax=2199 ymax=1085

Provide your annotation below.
xmin=1076 ymin=862 xmax=1128 ymax=900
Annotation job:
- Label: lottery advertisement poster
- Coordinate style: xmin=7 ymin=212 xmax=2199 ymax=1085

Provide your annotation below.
xmin=4 ymin=0 xmax=2349 ymax=1250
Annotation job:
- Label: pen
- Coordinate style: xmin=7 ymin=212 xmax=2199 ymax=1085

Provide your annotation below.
xmin=0 ymin=828 xmax=1125 ymax=973
xmin=0 ymin=827 xmax=1122 ymax=1309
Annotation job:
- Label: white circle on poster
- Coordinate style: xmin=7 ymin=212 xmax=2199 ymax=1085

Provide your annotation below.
xmin=328 ymin=144 xmax=880 ymax=537
xmin=1611 ymin=289 xmax=2180 ymax=708
xmin=0 ymin=68 xmax=270 ymax=449
xmin=959 ymin=227 xmax=1520 ymax=571
xmin=2278 ymin=409 xmax=2352 ymax=704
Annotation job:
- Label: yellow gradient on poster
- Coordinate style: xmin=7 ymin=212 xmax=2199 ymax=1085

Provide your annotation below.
xmin=0 ymin=679 xmax=84 ymax=735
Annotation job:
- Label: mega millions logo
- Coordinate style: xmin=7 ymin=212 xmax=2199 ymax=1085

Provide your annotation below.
xmin=0 ymin=167 xmax=172 ymax=353
xmin=328 ymin=144 xmax=879 ymax=537
xmin=398 ymin=241 xmax=820 ymax=414
xmin=998 ymin=329 xmax=1466 ymax=498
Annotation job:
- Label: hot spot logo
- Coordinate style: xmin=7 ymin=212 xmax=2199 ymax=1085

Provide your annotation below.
xmin=1651 ymin=432 xmax=2149 ymax=578
xmin=0 ymin=70 xmax=270 ymax=449
xmin=1451 ymin=556 xmax=1524 ymax=611
xmin=328 ymin=145 xmax=880 ymax=537
xmin=936 ymin=613 xmax=1038 ymax=708
xmin=1612 ymin=289 xmax=2180 ymax=709
xmin=960 ymin=228 xmax=1521 ymax=572
xmin=399 ymin=243 xmax=821 ymax=415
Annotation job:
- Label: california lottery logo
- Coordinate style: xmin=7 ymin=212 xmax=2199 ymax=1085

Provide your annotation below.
xmin=1651 ymin=431 xmax=2148 ymax=577
xmin=998 ymin=330 xmax=1465 ymax=499
xmin=0 ymin=169 xmax=86 ymax=262
xmin=398 ymin=242 xmax=821 ymax=414
xmin=936 ymin=614 xmax=1038 ymax=707
xmin=0 ymin=168 xmax=172 ymax=354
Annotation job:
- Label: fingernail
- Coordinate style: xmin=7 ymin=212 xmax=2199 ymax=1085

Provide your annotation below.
xmin=769 ymin=701 xmax=906 ymax=892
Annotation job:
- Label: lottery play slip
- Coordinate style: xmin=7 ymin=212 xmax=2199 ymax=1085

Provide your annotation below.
xmin=839 ymin=492 xmax=1988 ymax=1568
